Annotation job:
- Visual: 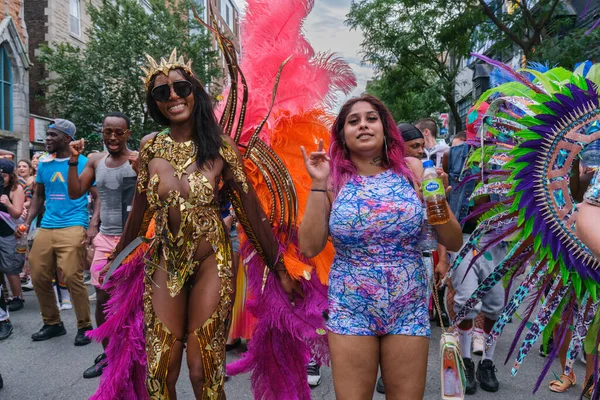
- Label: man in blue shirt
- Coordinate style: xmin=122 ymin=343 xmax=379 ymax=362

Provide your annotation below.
xmin=17 ymin=119 xmax=94 ymax=345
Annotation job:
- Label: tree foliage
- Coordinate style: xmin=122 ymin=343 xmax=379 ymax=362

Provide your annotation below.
xmin=366 ymin=66 xmax=446 ymax=124
xmin=39 ymin=0 xmax=220 ymax=150
xmin=476 ymin=0 xmax=565 ymax=60
xmin=347 ymin=0 xmax=485 ymax=128
xmin=531 ymin=24 xmax=600 ymax=69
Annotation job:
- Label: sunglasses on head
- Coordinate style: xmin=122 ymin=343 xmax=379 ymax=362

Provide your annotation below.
xmin=151 ymin=81 xmax=193 ymax=102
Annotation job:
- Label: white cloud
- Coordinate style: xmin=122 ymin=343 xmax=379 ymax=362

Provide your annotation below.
xmin=233 ymin=0 xmax=374 ymax=111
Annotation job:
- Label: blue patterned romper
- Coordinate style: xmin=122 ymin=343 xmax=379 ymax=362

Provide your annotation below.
xmin=327 ymin=169 xmax=430 ymax=337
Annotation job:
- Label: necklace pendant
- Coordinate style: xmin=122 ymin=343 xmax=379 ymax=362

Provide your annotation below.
xmin=173 ymin=168 xmax=187 ymax=180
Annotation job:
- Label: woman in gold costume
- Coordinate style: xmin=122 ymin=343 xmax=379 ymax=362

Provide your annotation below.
xmin=96 ymin=51 xmax=297 ymax=400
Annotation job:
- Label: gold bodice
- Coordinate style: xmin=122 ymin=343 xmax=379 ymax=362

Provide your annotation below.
xmin=137 ymin=131 xmax=242 ymax=297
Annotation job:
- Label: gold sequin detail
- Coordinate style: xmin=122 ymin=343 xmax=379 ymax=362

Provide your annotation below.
xmin=137 ymin=130 xmax=239 ymax=398
xmin=219 ymin=141 xmax=249 ymax=193
xmin=144 ymin=279 xmax=178 ymax=400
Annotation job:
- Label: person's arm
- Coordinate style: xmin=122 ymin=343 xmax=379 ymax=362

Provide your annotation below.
xmin=2 ymin=185 xmax=24 ymax=219
xmin=86 ymin=187 xmax=100 ymax=245
xmin=577 ymin=202 xmax=600 ymax=259
xmin=577 ymin=170 xmax=600 ymax=259
xmin=15 ymin=182 xmax=45 ymax=237
xmin=220 ymin=136 xmax=301 ymax=298
xmin=107 ymin=134 xmax=155 ymax=259
xmin=407 ymin=157 xmax=463 ymax=252
xmin=435 ymin=244 xmax=450 ymax=284
xmin=298 ymin=139 xmax=332 ymax=258
xmin=68 ymin=140 xmax=99 ymax=199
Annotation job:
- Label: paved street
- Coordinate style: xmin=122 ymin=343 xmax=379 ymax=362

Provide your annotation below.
xmin=1 ymin=286 xmax=589 ymax=399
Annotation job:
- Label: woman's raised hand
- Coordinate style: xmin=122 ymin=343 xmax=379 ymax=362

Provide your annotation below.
xmin=300 ymin=139 xmax=330 ymax=185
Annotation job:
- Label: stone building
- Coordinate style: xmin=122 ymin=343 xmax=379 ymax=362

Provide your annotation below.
xmin=0 ymin=1 xmax=31 ymax=160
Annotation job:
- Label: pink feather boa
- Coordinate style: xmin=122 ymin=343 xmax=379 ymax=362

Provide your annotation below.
xmin=87 ymin=255 xmax=148 ymax=400
xmin=227 ymin=239 xmax=329 ymax=400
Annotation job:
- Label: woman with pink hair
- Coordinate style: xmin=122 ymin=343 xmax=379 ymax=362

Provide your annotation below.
xmin=299 ymin=95 xmax=462 ymax=399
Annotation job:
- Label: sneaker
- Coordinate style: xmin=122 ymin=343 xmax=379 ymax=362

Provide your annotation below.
xmin=60 ymin=299 xmax=73 ymax=310
xmin=463 ymin=357 xmax=477 ymax=395
xmin=8 ymin=297 xmax=24 ymax=312
xmin=83 ymin=271 xmax=92 ymax=285
xmin=472 ymin=333 xmax=484 ymax=356
xmin=88 ymin=292 xmax=97 ymax=302
xmin=0 ymin=320 xmax=13 ymax=340
xmin=376 ymin=376 xmax=385 ymax=394
xmin=83 ymin=353 xmax=107 ymax=379
xmin=476 ymin=359 xmax=499 ymax=392
xmin=22 ymin=279 xmax=34 ymax=291
xmin=74 ymin=326 xmax=93 ymax=346
xmin=32 ymin=322 xmax=67 ymax=341
xmin=436 ymin=310 xmax=451 ymax=328
xmin=306 ymin=362 xmax=321 ymax=387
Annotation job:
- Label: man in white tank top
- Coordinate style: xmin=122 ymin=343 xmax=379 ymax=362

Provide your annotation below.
xmin=67 ymin=112 xmax=138 ymax=379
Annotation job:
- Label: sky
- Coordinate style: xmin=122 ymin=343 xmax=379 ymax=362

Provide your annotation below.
xmin=232 ymin=0 xmax=374 ymax=110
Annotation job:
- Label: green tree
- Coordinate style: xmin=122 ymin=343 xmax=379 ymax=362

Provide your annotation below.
xmin=347 ymin=0 xmax=484 ymax=128
xmin=531 ymin=24 xmax=600 ymax=68
xmin=39 ymin=0 xmax=220 ymax=150
xmin=476 ymin=0 xmax=579 ymax=61
xmin=367 ymin=66 xmax=447 ymax=124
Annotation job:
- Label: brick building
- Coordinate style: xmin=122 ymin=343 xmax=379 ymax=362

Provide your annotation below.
xmin=25 ymin=0 xmax=101 ymax=151
xmin=0 ymin=1 xmax=31 ymax=160
xmin=24 ymin=0 xmax=239 ymax=152
xmin=199 ymin=0 xmax=240 ymax=91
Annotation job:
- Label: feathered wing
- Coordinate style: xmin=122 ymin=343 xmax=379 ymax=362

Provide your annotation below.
xmin=200 ymin=1 xmax=356 ymax=399
xmin=455 ymin=57 xmax=600 ymax=394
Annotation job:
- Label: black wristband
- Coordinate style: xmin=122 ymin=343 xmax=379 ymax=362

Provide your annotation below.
xmin=68 ymin=161 xmax=79 ymax=167
xmin=311 ymin=189 xmax=327 ymax=192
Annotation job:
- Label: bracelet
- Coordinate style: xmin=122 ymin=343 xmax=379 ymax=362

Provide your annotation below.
xmin=311 ymin=189 xmax=327 ymax=192
xmin=68 ymin=161 xmax=79 ymax=167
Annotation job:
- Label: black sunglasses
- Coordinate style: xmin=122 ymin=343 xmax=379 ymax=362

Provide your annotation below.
xmin=151 ymin=81 xmax=193 ymax=102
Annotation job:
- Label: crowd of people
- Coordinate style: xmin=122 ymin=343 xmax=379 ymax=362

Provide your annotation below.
xmin=0 ymin=57 xmax=598 ymax=400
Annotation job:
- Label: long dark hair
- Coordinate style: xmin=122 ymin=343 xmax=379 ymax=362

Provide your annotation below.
xmin=4 ymin=171 xmax=18 ymax=191
xmin=146 ymin=68 xmax=222 ymax=169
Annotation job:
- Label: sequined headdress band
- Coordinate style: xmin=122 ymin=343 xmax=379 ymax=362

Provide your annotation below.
xmin=140 ymin=48 xmax=194 ymax=89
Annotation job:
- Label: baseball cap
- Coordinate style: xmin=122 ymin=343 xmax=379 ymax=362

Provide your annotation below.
xmin=398 ymin=123 xmax=424 ymax=142
xmin=0 ymin=159 xmax=14 ymax=174
xmin=48 ymin=119 xmax=76 ymax=139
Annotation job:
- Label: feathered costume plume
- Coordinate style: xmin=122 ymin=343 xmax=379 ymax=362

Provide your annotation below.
xmin=212 ymin=1 xmax=356 ymax=399
xmin=87 ymin=1 xmax=355 ymax=399
xmin=452 ymin=54 xmax=600 ymax=395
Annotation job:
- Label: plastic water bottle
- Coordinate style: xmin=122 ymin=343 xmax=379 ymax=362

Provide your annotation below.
xmin=422 ymin=160 xmax=450 ymax=225
xmin=420 ymin=208 xmax=438 ymax=251
xmin=16 ymin=224 xmax=28 ymax=254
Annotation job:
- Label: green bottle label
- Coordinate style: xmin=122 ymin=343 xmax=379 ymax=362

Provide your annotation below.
xmin=422 ymin=178 xmax=445 ymax=198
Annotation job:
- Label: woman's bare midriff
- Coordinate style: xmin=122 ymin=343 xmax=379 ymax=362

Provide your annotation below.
xmin=147 ymin=156 xmax=226 ymax=264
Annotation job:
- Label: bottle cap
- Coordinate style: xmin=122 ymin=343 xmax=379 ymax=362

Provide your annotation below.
xmin=423 ymin=160 xmax=435 ymax=168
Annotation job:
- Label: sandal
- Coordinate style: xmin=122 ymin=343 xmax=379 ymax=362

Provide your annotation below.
xmin=582 ymin=375 xmax=595 ymax=399
xmin=549 ymin=372 xmax=576 ymax=393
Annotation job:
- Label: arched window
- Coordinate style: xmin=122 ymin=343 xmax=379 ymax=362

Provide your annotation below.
xmin=0 ymin=48 xmax=12 ymax=131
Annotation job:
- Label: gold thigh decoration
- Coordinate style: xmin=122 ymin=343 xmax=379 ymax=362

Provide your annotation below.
xmin=144 ymin=278 xmax=178 ymax=400
xmin=193 ymin=301 xmax=228 ymax=400
xmin=191 ymin=236 xmax=234 ymax=400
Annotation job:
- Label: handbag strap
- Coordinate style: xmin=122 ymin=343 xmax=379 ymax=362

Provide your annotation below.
xmin=431 ymin=277 xmax=447 ymax=336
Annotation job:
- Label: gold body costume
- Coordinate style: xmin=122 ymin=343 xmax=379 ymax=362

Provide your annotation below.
xmin=133 ymin=130 xmax=276 ymax=399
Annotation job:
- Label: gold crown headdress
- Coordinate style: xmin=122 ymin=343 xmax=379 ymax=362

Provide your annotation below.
xmin=140 ymin=48 xmax=194 ymax=89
